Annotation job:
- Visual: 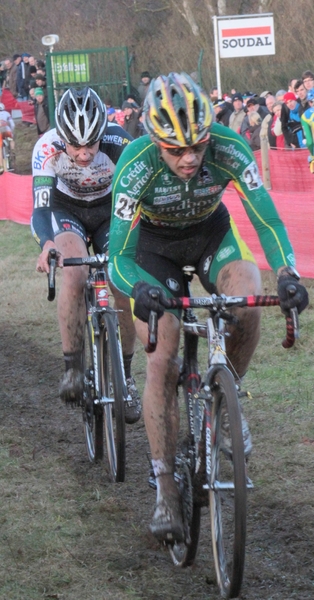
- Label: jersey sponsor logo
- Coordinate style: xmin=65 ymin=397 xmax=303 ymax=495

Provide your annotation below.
xmin=120 ymin=160 xmax=153 ymax=195
xmin=197 ymin=165 xmax=213 ymax=185
xmin=216 ymin=245 xmax=236 ymax=262
xmin=203 ymin=255 xmax=212 ymax=274
xmin=194 ymin=185 xmax=222 ymax=197
xmin=241 ymin=161 xmax=263 ymax=190
xmin=104 ymin=134 xmax=130 ymax=146
xmin=155 ymin=185 xmax=181 ymax=194
xmin=103 ymin=134 xmax=130 ymax=146
xmin=114 ymin=193 xmax=137 ymax=220
xmin=33 ymin=144 xmax=62 ymax=169
xmin=33 ymin=176 xmax=54 ymax=186
xmin=154 ymin=193 xmax=181 ymax=205
xmin=215 ymin=143 xmax=251 ymax=168
xmin=161 ymin=172 xmax=174 ymax=186
xmin=166 ymin=278 xmax=180 ymax=292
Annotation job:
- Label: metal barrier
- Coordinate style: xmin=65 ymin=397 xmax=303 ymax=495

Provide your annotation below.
xmin=45 ymin=46 xmax=131 ymax=127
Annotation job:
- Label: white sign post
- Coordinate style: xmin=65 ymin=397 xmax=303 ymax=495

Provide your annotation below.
xmin=212 ymin=13 xmax=275 ymax=98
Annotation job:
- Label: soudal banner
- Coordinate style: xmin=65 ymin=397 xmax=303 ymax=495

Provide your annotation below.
xmin=218 ymin=15 xmax=275 ymax=58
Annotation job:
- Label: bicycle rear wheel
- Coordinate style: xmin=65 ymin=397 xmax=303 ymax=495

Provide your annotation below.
xmin=82 ymin=311 xmax=126 ymax=482
xmin=209 ymin=367 xmax=247 ymax=599
xmin=82 ymin=315 xmax=105 ymax=462
xmin=102 ymin=311 xmax=126 ymax=482
xmin=2 ymin=142 xmax=10 ymax=172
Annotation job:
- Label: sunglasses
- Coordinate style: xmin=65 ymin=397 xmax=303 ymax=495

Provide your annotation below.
xmin=160 ymin=136 xmax=209 ymax=157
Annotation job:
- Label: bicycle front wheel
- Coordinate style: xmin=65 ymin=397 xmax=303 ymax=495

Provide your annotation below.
xmin=102 ymin=311 xmax=126 ymax=482
xmin=82 ymin=315 xmax=105 ymax=463
xmin=209 ymin=367 xmax=247 ymax=599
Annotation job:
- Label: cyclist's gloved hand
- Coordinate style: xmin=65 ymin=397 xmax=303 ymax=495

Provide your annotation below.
xmin=277 ymin=268 xmax=309 ymax=315
xmin=132 ymin=281 xmax=167 ymax=323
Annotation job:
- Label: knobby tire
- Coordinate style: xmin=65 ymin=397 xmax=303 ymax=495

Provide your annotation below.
xmin=82 ymin=310 xmax=126 ymax=482
xmin=102 ymin=311 xmax=126 ymax=482
xmin=82 ymin=316 xmax=104 ymax=462
xmin=169 ymin=331 xmax=202 ymax=567
xmin=209 ymin=366 xmax=247 ymax=599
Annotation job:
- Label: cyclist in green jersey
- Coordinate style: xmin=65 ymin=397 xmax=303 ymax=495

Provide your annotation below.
xmin=108 ymin=73 xmax=308 ymax=544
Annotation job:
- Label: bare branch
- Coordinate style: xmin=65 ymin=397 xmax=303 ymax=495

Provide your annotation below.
xmin=122 ymin=0 xmax=170 ymax=12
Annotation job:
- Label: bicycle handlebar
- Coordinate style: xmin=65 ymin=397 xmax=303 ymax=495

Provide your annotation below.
xmin=145 ymin=290 xmax=299 ymax=353
xmin=47 ymin=249 xmax=108 ymax=302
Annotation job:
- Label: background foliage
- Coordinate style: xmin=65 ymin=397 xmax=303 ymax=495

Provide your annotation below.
xmin=0 ymin=0 xmax=313 ymax=96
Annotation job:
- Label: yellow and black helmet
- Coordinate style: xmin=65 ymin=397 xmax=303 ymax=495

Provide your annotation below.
xmin=143 ymin=72 xmax=213 ymax=147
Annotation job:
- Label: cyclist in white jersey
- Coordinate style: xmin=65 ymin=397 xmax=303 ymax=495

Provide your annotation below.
xmin=0 ymin=102 xmax=15 ymax=173
xmin=31 ymin=87 xmax=141 ymax=424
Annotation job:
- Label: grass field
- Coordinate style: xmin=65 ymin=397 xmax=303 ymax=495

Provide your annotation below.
xmin=1 ymin=219 xmax=314 ymax=599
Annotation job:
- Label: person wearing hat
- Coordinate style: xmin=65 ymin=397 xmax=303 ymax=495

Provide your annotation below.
xmin=137 ymin=70 xmax=152 ymax=105
xmin=213 ymin=98 xmax=233 ymax=126
xmin=240 ymin=96 xmax=269 ymax=142
xmin=281 ymin=91 xmax=306 ymax=148
xmin=34 ymin=87 xmax=50 ymax=136
xmin=107 ymin=107 xmax=117 ymax=123
xmin=260 ymin=90 xmax=272 ymax=99
xmin=229 ymin=93 xmax=246 ymax=133
xmin=122 ymin=100 xmax=143 ymax=138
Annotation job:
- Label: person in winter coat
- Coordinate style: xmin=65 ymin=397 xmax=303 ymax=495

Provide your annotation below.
xmin=213 ymin=99 xmax=233 ymax=126
xmin=281 ymin=92 xmax=306 ymax=148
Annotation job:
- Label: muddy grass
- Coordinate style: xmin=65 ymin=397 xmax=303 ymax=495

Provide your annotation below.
xmin=1 ymin=128 xmax=314 ymax=599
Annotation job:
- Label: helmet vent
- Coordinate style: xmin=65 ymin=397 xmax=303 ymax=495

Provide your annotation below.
xmin=160 ymin=108 xmax=174 ymax=131
xmin=178 ymin=108 xmax=188 ymax=134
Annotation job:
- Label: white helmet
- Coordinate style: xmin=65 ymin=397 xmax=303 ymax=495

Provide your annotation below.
xmin=55 ymin=87 xmax=107 ymax=146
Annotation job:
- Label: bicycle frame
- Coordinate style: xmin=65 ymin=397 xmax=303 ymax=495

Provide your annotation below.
xmin=47 ymin=249 xmax=127 ymax=481
xmin=146 ymin=268 xmax=299 ymax=597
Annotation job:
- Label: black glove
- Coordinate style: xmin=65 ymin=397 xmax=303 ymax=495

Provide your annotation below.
xmin=277 ymin=268 xmax=309 ymax=315
xmin=132 ymin=281 xmax=167 ymax=323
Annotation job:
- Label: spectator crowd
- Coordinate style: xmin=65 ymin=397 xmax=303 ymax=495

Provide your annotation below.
xmin=2 ymin=52 xmax=314 ymax=171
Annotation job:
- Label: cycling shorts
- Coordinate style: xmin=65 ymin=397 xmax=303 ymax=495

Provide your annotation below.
xmin=136 ymin=202 xmax=256 ymax=297
xmin=52 ymin=189 xmax=111 ymax=253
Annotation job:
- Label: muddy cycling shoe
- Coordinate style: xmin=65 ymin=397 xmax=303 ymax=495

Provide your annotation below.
xmin=59 ymin=368 xmax=84 ymax=407
xmin=150 ymin=495 xmax=185 ymax=544
xmin=220 ymin=403 xmax=252 ymax=458
xmin=125 ymin=377 xmax=142 ymax=424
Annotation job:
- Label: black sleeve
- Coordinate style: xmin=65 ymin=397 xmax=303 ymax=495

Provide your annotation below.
xmin=99 ymin=123 xmax=134 ymax=164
